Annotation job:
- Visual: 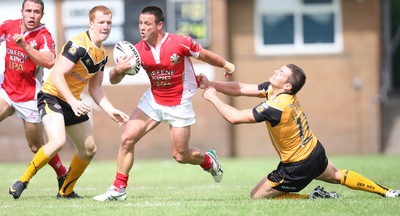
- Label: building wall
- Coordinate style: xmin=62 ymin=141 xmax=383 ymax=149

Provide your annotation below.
xmin=0 ymin=0 xmax=383 ymax=162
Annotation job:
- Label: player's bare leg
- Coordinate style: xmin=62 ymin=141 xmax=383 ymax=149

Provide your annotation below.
xmin=0 ymin=97 xmax=14 ymax=121
xmin=170 ymin=125 xmax=223 ymax=182
xmin=55 ymin=121 xmax=96 ymax=199
xmin=94 ymin=108 xmax=159 ymax=202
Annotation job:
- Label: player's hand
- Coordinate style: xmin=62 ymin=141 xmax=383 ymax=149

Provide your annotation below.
xmin=197 ymin=73 xmax=209 ymax=89
xmin=224 ymin=71 xmax=233 ymax=78
xmin=12 ymin=34 xmax=28 ymax=49
xmin=109 ymin=109 xmax=129 ymax=126
xmin=202 ymin=86 xmax=217 ymax=101
xmin=72 ymin=100 xmax=91 ymax=117
xmin=115 ymin=53 xmax=134 ymax=74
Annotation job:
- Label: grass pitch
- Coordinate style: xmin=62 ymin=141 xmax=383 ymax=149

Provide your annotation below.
xmin=1 ymin=155 xmax=399 ymax=216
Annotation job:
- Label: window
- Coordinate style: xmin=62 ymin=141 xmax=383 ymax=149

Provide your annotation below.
xmin=167 ymin=0 xmax=210 ymax=47
xmin=255 ymin=0 xmax=343 ymax=56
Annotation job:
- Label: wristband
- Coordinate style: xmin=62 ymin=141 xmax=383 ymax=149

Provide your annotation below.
xmin=223 ymin=61 xmax=235 ymax=74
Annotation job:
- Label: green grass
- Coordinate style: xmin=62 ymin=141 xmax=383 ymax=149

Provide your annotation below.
xmin=1 ymin=155 xmax=400 ymax=216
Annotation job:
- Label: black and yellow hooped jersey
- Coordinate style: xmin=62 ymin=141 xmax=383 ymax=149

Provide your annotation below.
xmin=42 ymin=31 xmax=108 ymax=101
xmin=252 ymin=82 xmax=318 ymax=163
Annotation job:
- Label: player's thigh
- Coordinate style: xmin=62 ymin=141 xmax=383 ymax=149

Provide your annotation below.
xmin=0 ymin=96 xmax=14 ymax=121
xmin=251 ymin=176 xmax=285 ymax=199
xmin=169 ymin=125 xmax=191 ymax=153
xmin=42 ymin=112 xmax=67 ymax=155
xmin=122 ymin=107 xmax=159 ymax=143
xmin=66 ymin=120 xmax=96 ymax=155
xmin=315 ymin=160 xmax=341 ymax=184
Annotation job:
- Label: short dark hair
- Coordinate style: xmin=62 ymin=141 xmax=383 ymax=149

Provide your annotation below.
xmin=22 ymin=0 xmax=44 ymax=13
xmin=141 ymin=6 xmax=165 ymax=24
xmin=286 ymin=64 xmax=306 ymax=94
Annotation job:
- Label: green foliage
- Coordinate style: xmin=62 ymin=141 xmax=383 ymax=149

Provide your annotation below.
xmin=1 ymin=155 xmax=400 ymax=216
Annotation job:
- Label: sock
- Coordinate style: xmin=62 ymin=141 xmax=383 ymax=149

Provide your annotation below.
xmin=19 ymin=147 xmax=51 ymax=183
xmin=273 ymin=193 xmax=309 ymax=199
xmin=59 ymin=154 xmax=91 ymax=196
xmin=113 ymin=172 xmax=129 ymax=190
xmin=48 ymin=154 xmax=68 ymax=178
xmin=200 ymin=153 xmax=212 ymax=170
xmin=341 ymin=169 xmax=389 ymax=197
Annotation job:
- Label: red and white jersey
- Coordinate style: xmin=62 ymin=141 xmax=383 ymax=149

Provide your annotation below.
xmin=135 ymin=33 xmax=200 ymax=106
xmin=0 ymin=19 xmax=55 ymax=102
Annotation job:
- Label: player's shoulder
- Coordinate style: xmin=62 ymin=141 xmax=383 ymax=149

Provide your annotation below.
xmin=270 ymin=93 xmax=295 ymax=109
xmin=168 ymin=33 xmax=193 ymax=43
xmin=69 ymin=31 xmax=91 ymax=48
xmin=0 ymin=19 xmax=20 ymax=30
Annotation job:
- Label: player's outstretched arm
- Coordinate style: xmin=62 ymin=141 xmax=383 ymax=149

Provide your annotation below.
xmin=202 ymin=86 xmax=256 ymax=124
xmin=198 ymin=73 xmax=262 ymax=98
xmin=197 ymin=48 xmax=235 ymax=78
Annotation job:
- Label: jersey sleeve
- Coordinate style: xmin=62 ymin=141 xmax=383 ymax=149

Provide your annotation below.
xmin=61 ymin=41 xmax=87 ymax=64
xmin=179 ymin=35 xmax=201 ymax=58
xmin=252 ymin=102 xmax=282 ymax=126
xmin=37 ymin=30 xmax=56 ymax=55
xmin=257 ymin=82 xmax=270 ymax=96
xmin=0 ymin=20 xmax=10 ymax=43
xmin=253 ymin=81 xmax=282 ymax=126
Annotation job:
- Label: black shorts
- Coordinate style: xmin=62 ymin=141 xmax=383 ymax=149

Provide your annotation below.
xmin=37 ymin=91 xmax=89 ymax=126
xmin=267 ymin=141 xmax=328 ymax=192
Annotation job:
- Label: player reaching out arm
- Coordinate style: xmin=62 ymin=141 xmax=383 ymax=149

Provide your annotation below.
xmin=198 ymin=64 xmax=400 ymax=199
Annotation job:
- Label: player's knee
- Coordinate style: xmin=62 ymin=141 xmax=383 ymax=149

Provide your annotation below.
xmin=27 ymin=139 xmax=44 ymax=153
xmin=250 ymin=190 xmax=257 ymax=199
xmin=250 ymin=189 xmax=266 ymax=200
xmin=88 ymin=144 xmax=97 ymax=157
xmin=120 ymin=135 xmax=136 ymax=151
xmin=78 ymin=144 xmax=96 ymax=160
xmin=29 ymin=145 xmax=39 ymax=153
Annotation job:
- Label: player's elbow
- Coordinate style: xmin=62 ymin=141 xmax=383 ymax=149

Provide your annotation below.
xmin=43 ymin=59 xmax=55 ymax=69
xmin=109 ymin=78 xmax=121 ymax=85
xmin=225 ymin=116 xmax=242 ymax=125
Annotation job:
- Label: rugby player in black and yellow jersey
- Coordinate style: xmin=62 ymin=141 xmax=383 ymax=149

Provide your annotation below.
xmin=9 ymin=5 xmax=129 ymax=199
xmin=198 ymin=64 xmax=400 ymax=199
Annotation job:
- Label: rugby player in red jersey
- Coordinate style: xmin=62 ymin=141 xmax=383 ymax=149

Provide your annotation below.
xmin=93 ymin=6 xmax=235 ymax=201
xmin=1 ymin=0 xmax=67 ymax=194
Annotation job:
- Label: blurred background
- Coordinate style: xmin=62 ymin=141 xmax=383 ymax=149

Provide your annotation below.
xmin=1 ymin=0 xmax=400 ymax=162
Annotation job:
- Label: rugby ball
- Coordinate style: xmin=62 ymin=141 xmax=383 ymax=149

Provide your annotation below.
xmin=113 ymin=40 xmax=141 ymax=75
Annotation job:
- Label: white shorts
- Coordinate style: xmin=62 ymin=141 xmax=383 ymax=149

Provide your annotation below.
xmin=0 ymin=88 xmax=41 ymax=123
xmin=138 ymin=89 xmax=196 ymax=127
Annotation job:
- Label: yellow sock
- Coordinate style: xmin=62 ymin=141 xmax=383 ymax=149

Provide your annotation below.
xmin=59 ymin=154 xmax=91 ymax=196
xmin=19 ymin=147 xmax=51 ymax=183
xmin=273 ymin=193 xmax=309 ymax=199
xmin=341 ymin=169 xmax=389 ymax=196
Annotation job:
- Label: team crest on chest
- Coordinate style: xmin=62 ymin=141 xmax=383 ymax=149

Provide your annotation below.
xmin=170 ymin=53 xmax=181 ymax=65
xmin=29 ymin=40 xmax=37 ymax=49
